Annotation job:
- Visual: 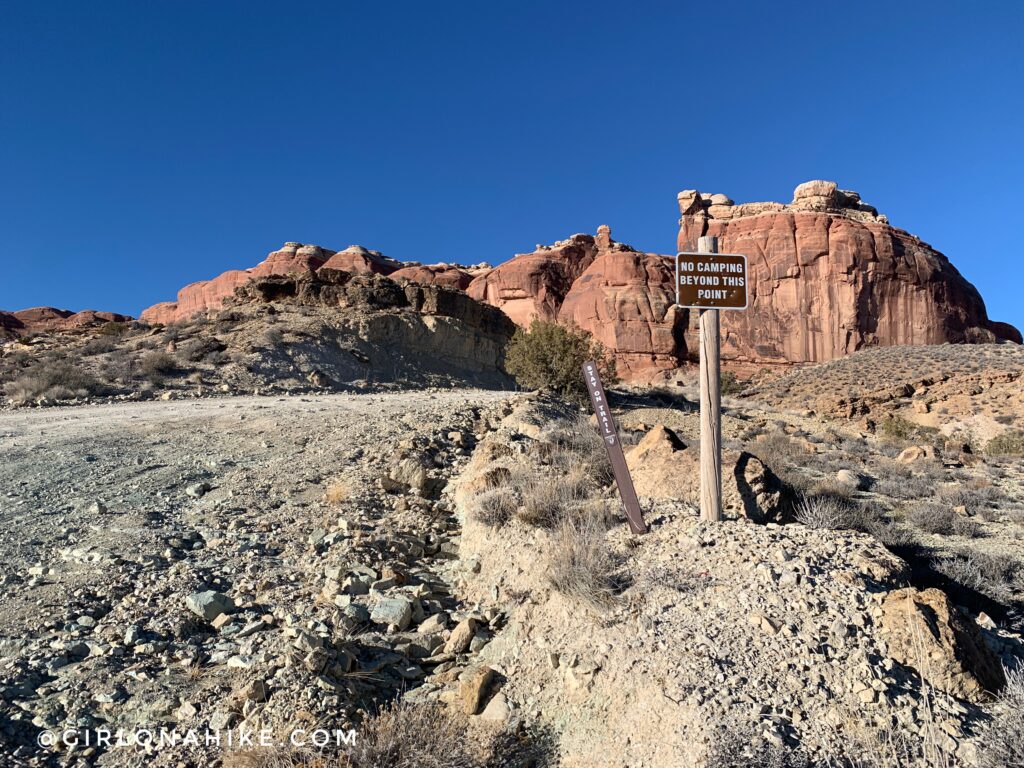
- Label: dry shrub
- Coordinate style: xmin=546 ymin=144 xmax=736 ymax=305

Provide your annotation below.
xmin=872 ymin=459 xmax=941 ymax=502
xmin=932 ymin=552 xmax=1021 ymax=603
xmin=324 ymin=481 xmax=351 ymax=505
xmin=907 ymin=502 xmax=955 ymax=535
xmin=795 ymin=494 xmax=866 ymax=531
xmin=345 ymin=700 xmax=556 ymax=768
xmin=343 ymin=701 xmax=487 ymax=768
xmin=81 ymin=335 xmax=118 ymax=356
xmin=937 ymin=486 xmax=983 ymax=516
xmin=4 ymin=360 xmax=104 ymax=405
xmin=263 ymin=328 xmax=286 ymax=348
xmin=979 ymin=663 xmax=1024 ymax=768
xmin=96 ymin=320 xmax=131 ymax=336
xmin=986 ymin=430 xmax=1024 ymax=457
xmin=178 ymin=336 xmax=228 ymax=363
xmin=543 ymin=415 xmax=614 ymax=485
xmin=223 ymin=703 xmax=486 ymax=768
xmin=140 ymin=350 xmax=178 ymax=377
xmin=951 ymin=515 xmax=981 ymax=538
xmin=546 ymin=507 xmax=623 ymax=610
xmin=223 ymin=747 xmax=330 ymax=768
xmin=471 ymin=488 xmax=517 ymax=527
xmin=750 ymin=431 xmax=808 ymax=486
xmin=815 ymin=724 xmax=924 ymax=768
xmin=515 ymin=467 xmax=591 ymax=528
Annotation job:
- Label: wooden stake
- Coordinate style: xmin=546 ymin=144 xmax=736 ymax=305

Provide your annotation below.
xmin=697 ymin=235 xmax=722 ymax=522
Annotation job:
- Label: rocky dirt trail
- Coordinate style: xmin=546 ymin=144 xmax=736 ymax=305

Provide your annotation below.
xmin=0 ymin=389 xmax=513 ymax=766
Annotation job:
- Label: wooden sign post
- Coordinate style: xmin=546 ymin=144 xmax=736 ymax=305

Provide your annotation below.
xmin=675 ymin=236 xmax=748 ymax=523
xmin=581 ymin=361 xmax=648 ymax=534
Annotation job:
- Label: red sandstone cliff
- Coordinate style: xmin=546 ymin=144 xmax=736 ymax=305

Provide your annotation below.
xmin=116 ymin=180 xmax=1021 ymax=380
xmin=677 ymin=181 xmax=1020 ymax=365
xmin=0 ymin=307 xmax=132 ymax=338
xmin=138 ymin=242 xmax=466 ymax=325
xmin=465 ymin=183 xmax=1018 ymax=379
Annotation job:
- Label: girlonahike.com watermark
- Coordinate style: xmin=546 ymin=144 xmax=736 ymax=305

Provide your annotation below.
xmin=37 ymin=726 xmax=357 ymax=750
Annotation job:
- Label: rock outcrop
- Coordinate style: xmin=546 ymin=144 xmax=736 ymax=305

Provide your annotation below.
xmin=230 ymin=269 xmax=517 ymax=381
xmin=880 ymin=587 xmax=1005 ymax=702
xmin=462 ymin=182 xmax=1017 ymax=380
xmin=559 ymin=244 xmax=690 ymax=379
xmin=678 ymin=181 xmax=1019 ymax=365
xmin=318 ymin=245 xmax=401 ymax=277
xmin=390 ymin=264 xmax=474 ymax=291
xmin=467 ymin=226 xmax=690 ymax=379
xmin=466 ymin=233 xmax=601 ymax=326
xmin=624 ymin=424 xmax=788 ymax=521
xmin=0 ymin=307 xmax=132 ymax=338
xmin=141 ymin=242 xmax=341 ymax=325
xmin=140 ymin=242 xmax=474 ymax=325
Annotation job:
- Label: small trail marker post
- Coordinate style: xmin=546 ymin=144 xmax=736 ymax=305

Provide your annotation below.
xmin=581 ymin=361 xmax=648 ymax=534
xmin=675 ymin=236 xmax=749 ymax=522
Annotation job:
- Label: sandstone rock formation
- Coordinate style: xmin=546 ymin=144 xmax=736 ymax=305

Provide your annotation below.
xmin=140 ymin=241 xmax=472 ymax=325
xmin=318 ymin=245 xmax=401 ymax=277
xmin=624 ymin=424 xmax=788 ymax=521
xmin=467 ymin=226 xmax=691 ymax=379
xmin=127 ymin=180 xmax=1021 ymax=378
xmin=466 ymin=233 xmax=601 ymax=326
xmin=0 ymin=307 xmax=132 ymax=338
xmin=462 ymin=182 xmax=1017 ymax=380
xmin=140 ymin=242 xmax=342 ymax=325
xmin=390 ymin=264 xmax=474 ymax=291
xmin=558 ymin=245 xmax=689 ymax=379
xmin=678 ymin=181 xmax=1019 ymax=364
xmin=880 ymin=587 xmax=1005 ymax=702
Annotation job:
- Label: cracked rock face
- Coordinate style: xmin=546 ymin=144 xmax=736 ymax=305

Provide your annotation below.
xmin=677 ymin=182 xmax=1020 ymax=366
xmin=466 ymin=181 xmax=1017 ymax=380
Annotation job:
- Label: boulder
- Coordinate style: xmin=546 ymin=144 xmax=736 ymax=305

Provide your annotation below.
xmin=459 ymin=665 xmax=495 ymax=715
xmin=370 ymin=597 xmax=413 ymax=631
xmin=896 ymin=445 xmax=938 ymax=464
xmin=790 ymin=180 xmax=839 ymax=211
xmin=443 ymin=617 xmax=479 ymax=655
xmin=879 ymin=587 xmax=1005 ymax=702
xmin=624 ymin=425 xmax=787 ymax=521
xmin=184 ymin=591 xmax=235 ymax=622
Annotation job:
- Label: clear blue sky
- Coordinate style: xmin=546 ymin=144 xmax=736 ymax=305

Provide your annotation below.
xmin=1 ymin=1 xmax=1022 ymax=330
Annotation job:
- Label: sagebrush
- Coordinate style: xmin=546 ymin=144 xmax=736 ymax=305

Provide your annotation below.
xmin=504 ymin=320 xmax=617 ymax=404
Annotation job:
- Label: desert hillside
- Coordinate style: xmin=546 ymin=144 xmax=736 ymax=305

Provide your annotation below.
xmin=0 ymin=335 xmax=1022 ymax=765
xmin=7 ymin=181 xmax=1014 ymax=388
xmin=0 ymin=270 xmax=515 ymax=408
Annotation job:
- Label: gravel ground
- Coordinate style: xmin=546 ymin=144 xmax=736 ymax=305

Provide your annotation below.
xmin=0 ymin=390 xmax=512 ymax=766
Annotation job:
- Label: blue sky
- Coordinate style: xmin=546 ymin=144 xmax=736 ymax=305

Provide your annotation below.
xmin=1 ymin=1 xmax=1022 ymax=330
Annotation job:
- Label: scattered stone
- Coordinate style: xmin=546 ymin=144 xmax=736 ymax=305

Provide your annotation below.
xmin=459 ymin=666 xmax=495 ymax=715
xmin=444 ymin=617 xmax=478 ymax=654
xmin=879 ymin=587 xmax=1005 ymax=701
xmin=185 ymin=591 xmax=236 ymax=621
xmin=370 ymin=597 xmax=413 ymax=631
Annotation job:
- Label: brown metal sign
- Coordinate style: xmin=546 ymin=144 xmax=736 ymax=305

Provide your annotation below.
xmin=581 ymin=361 xmax=648 ymax=534
xmin=676 ymin=252 xmax=749 ymax=310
